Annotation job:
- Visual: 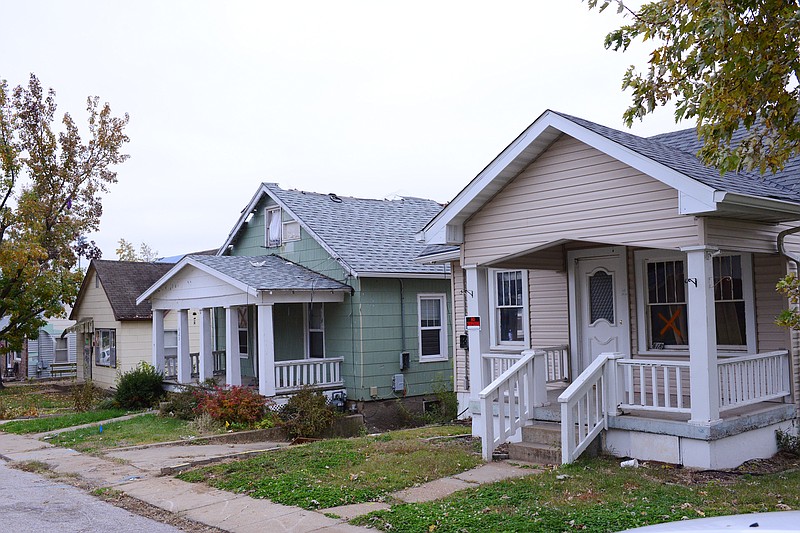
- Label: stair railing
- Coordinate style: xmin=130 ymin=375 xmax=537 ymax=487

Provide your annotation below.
xmin=478 ymin=349 xmax=548 ymax=460
xmin=558 ymin=352 xmax=623 ymax=464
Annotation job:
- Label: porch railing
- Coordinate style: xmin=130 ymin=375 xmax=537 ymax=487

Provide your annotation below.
xmin=719 ymin=350 xmax=790 ymax=411
xmin=482 ymin=344 xmax=570 ymax=385
xmin=478 ymin=349 xmax=548 ymax=460
xmin=618 ymin=359 xmax=691 ymax=414
xmin=274 ymin=357 xmax=345 ymax=394
xmin=558 ymin=352 xmax=620 ymax=464
xmin=164 ymin=355 xmax=177 ymax=380
xmin=212 ymin=350 xmax=226 ymax=375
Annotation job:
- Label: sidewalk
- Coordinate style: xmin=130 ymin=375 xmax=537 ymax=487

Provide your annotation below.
xmin=0 ymin=427 xmax=538 ymax=533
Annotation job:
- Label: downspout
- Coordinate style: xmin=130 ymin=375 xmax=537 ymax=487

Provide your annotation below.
xmin=398 ymin=279 xmax=406 ymax=354
xmin=777 ymin=225 xmax=800 ymax=415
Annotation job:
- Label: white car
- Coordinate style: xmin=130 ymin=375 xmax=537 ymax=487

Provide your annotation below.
xmin=620 ymin=511 xmax=800 ymax=531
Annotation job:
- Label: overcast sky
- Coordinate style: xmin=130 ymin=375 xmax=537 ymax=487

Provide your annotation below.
xmin=2 ymin=1 xmax=682 ymax=259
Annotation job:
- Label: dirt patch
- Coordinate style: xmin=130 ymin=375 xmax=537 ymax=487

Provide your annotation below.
xmin=643 ymin=451 xmax=800 ymax=486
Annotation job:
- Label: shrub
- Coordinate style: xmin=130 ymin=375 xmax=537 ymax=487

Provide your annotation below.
xmin=423 ymin=386 xmax=459 ymax=424
xmin=71 ymin=380 xmax=102 ymax=412
xmin=279 ymin=387 xmax=337 ymax=438
xmin=777 ymin=424 xmax=800 ymax=455
xmin=196 ymin=386 xmax=268 ymax=427
xmin=114 ymin=362 xmax=165 ymax=409
xmin=159 ymin=388 xmax=202 ymax=420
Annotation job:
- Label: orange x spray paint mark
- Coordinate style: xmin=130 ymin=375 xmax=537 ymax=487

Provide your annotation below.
xmin=658 ymin=308 xmax=684 ymax=342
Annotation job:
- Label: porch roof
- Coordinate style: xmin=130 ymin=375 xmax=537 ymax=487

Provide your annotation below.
xmin=137 ymin=254 xmax=352 ymax=307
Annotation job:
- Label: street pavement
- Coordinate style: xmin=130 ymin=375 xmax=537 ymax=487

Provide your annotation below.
xmin=0 ymin=459 xmax=181 ymax=533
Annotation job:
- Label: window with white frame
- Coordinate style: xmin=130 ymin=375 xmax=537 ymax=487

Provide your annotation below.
xmin=637 ymin=251 xmax=754 ymax=353
xmin=54 ymin=337 xmax=68 ymax=363
xmin=308 ymin=303 xmax=324 ymax=358
xmin=490 ymin=270 xmax=527 ymax=347
xmin=265 ymin=207 xmax=282 ymax=247
xmin=164 ymin=330 xmax=178 ymax=358
xmin=94 ymin=329 xmax=116 ymax=367
xmin=418 ymin=294 xmax=448 ymax=362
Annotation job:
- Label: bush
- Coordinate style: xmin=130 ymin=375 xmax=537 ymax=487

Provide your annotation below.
xmin=71 ymin=380 xmax=102 ymax=412
xmin=279 ymin=387 xmax=337 ymax=438
xmin=777 ymin=424 xmax=800 ymax=455
xmin=195 ymin=385 xmax=268 ymax=427
xmin=114 ymin=362 xmax=165 ymax=409
xmin=423 ymin=386 xmax=459 ymax=424
xmin=159 ymin=389 xmax=201 ymax=420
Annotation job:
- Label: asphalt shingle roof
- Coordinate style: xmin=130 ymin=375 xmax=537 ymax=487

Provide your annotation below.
xmin=264 ymin=184 xmax=449 ymax=276
xmin=188 ymin=254 xmax=351 ymax=292
xmin=554 ymin=111 xmax=800 ymax=203
xmin=91 ymin=260 xmax=174 ymax=320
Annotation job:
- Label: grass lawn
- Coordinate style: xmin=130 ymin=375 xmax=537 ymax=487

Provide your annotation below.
xmin=177 ymin=425 xmax=480 ymax=509
xmin=351 ymin=454 xmax=800 ymax=532
xmin=0 ymin=408 xmax=129 ymax=434
xmin=0 ymin=382 xmax=75 ymax=418
xmin=46 ymin=414 xmax=201 ymax=452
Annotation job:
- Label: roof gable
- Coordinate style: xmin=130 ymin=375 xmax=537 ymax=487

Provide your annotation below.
xmin=74 ymin=260 xmax=173 ymax=321
xmin=420 ymin=110 xmax=800 ymax=245
xmin=221 ymin=183 xmax=449 ymax=277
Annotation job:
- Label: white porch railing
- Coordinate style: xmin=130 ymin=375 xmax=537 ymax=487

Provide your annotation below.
xmin=719 ymin=350 xmax=790 ymax=411
xmin=482 ymin=345 xmax=570 ymax=384
xmin=164 ymin=355 xmax=177 ymax=380
xmin=558 ymin=352 xmax=621 ymax=464
xmin=274 ymin=357 xmax=345 ymax=394
xmin=478 ymin=349 xmax=548 ymax=460
xmin=618 ymin=359 xmax=691 ymax=414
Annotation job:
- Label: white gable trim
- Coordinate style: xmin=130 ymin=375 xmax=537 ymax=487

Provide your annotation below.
xmin=419 ymin=110 xmax=722 ymax=245
xmin=136 ymin=256 xmax=257 ymax=305
xmin=217 ymin=183 xmax=358 ymax=277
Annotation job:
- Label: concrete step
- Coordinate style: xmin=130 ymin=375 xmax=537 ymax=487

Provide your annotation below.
xmin=508 ymin=440 xmax=561 ymax=465
xmin=521 ymin=421 xmax=561 ymax=446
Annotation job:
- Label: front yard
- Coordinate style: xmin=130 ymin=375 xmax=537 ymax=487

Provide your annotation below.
xmin=177 ymin=425 xmax=481 ymax=509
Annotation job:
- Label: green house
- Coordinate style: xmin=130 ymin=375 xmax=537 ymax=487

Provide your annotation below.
xmin=138 ymin=184 xmax=452 ymax=411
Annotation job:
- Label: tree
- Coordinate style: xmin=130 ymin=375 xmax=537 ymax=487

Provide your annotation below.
xmin=116 ymin=238 xmax=158 ymax=262
xmin=586 ymin=0 xmax=800 ymax=174
xmin=0 ymin=74 xmax=129 ymax=352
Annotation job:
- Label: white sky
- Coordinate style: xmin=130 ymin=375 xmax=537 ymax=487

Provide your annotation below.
xmin=2 ymin=0 xmax=683 ymax=259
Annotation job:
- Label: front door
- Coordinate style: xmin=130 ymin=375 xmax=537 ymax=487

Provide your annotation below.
xmin=570 ymin=248 xmax=630 ymax=373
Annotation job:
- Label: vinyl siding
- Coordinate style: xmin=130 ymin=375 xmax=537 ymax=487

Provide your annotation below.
xmin=705 ymin=219 xmax=800 ymax=253
xmin=754 ymin=253 xmax=791 ymax=352
xmin=451 ymin=262 xmax=468 ymax=393
xmin=463 ymin=136 xmax=701 ymax=266
xmin=529 ymin=269 xmax=570 ymax=346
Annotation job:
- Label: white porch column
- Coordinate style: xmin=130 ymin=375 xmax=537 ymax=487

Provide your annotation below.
xmin=465 ymin=266 xmax=490 ymax=400
xmin=152 ymin=309 xmax=165 ymax=372
xmin=198 ymin=308 xmax=213 ymax=382
xmin=257 ymin=304 xmax=276 ymax=397
xmin=225 ymin=306 xmax=242 ymax=387
xmin=683 ymin=245 xmax=721 ymax=425
xmin=176 ymin=309 xmax=191 ymax=384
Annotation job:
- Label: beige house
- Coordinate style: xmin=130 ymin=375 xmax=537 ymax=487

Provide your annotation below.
xmin=419 ymin=110 xmax=800 ymax=469
xmin=71 ymin=260 xmax=197 ymax=389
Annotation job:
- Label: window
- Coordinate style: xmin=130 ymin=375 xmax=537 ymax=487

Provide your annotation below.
xmin=238 ymin=307 xmax=249 ymax=358
xmin=265 ymin=207 xmax=282 ymax=247
xmin=490 ymin=270 xmax=527 ymax=347
xmin=94 ymin=329 xmax=116 ymax=367
xmin=308 ymin=303 xmax=324 ymax=358
xmin=636 ymin=251 xmax=754 ymax=353
xmin=418 ymin=294 xmax=448 ymax=362
xmin=164 ymin=330 xmax=178 ymax=358
xmin=54 ymin=337 xmax=68 ymax=363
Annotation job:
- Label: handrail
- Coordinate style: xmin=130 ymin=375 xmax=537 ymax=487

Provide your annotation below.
xmin=478 ymin=349 xmax=547 ymax=460
xmin=718 ymin=350 xmax=790 ymax=411
xmin=617 ymin=359 xmax=691 ymax=413
xmin=558 ymin=352 xmax=622 ymax=464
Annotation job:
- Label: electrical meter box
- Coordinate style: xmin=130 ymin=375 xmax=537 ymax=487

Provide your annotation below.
xmin=392 ymin=373 xmax=405 ymax=392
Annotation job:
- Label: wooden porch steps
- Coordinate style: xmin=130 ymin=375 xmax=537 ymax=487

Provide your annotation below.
xmin=508 ymin=421 xmax=561 ymax=465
